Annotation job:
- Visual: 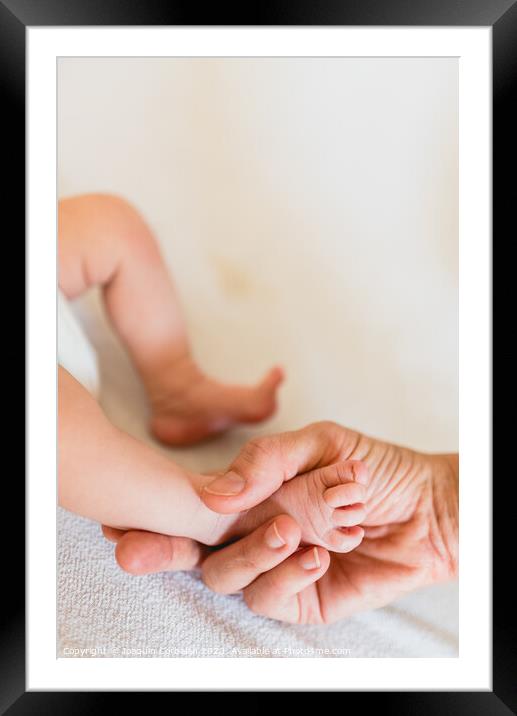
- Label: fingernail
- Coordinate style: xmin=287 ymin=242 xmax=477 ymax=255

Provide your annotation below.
xmin=299 ymin=547 xmax=321 ymax=570
xmin=203 ymin=472 xmax=246 ymax=496
xmin=264 ymin=521 xmax=286 ymax=549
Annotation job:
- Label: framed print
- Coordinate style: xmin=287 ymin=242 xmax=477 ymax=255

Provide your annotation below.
xmin=3 ymin=0 xmax=510 ymax=708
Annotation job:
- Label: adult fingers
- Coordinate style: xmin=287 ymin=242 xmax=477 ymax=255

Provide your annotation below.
xmin=112 ymin=529 xmax=208 ymax=575
xmin=101 ymin=525 xmax=127 ymax=543
xmin=243 ymin=546 xmax=331 ymax=624
xmin=201 ymin=421 xmax=358 ymax=514
xmin=202 ymin=515 xmax=301 ymax=595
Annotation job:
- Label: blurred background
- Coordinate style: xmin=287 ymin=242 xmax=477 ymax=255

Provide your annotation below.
xmin=58 ymin=57 xmax=458 ymax=658
xmin=58 ymin=57 xmax=458 ymax=456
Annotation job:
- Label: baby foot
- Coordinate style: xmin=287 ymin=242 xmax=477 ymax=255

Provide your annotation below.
xmin=149 ymin=360 xmax=284 ymax=446
xmin=206 ymin=460 xmax=368 ymax=553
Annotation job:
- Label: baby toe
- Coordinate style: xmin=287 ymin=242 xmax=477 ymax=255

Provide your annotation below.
xmin=319 ymin=460 xmax=369 ymax=490
xmin=332 ymin=503 xmax=367 ymax=528
xmin=323 ymin=481 xmax=366 ymax=508
xmin=345 ymin=460 xmax=369 ymax=486
xmin=260 ymin=365 xmax=284 ymax=394
xmin=325 ymin=525 xmax=365 ymax=553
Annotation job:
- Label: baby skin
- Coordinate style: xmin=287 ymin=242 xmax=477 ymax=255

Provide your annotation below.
xmin=147 ymin=357 xmax=283 ymax=446
xmin=202 ymin=460 xmax=367 ymax=551
xmin=58 ymin=193 xmax=366 ymax=555
xmin=60 ymin=365 xmax=366 ymax=553
xmin=59 ymin=193 xmax=283 ymax=446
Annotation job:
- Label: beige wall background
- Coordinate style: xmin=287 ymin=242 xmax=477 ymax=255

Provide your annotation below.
xmin=58 ymin=57 xmax=458 ymax=454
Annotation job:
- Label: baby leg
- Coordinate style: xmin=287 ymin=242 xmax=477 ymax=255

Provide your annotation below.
xmin=59 ymin=366 xmax=225 ymax=540
xmin=60 ymin=365 xmax=366 ymax=551
xmin=59 ymin=194 xmax=283 ymax=444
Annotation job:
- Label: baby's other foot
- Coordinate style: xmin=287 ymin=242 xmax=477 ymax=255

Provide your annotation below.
xmin=232 ymin=460 xmax=368 ymax=553
xmin=150 ymin=363 xmax=284 ymax=446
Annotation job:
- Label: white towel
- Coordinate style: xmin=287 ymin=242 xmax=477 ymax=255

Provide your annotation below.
xmin=58 ymin=507 xmax=458 ymax=658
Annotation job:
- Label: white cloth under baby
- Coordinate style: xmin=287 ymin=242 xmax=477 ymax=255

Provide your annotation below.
xmin=58 ymin=289 xmax=100 ymax=397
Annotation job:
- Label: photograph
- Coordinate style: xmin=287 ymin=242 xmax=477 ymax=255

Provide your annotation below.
xmin=4 ymin=0 xmax=502 ymax=698
xmin=56 ymin=56 xmax=459 ymax=659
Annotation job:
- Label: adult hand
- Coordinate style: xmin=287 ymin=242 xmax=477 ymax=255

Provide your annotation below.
xmin=102 ymin=525 xmax=208 ymax=574
xmin=102 ymin=515 xmax=329 ymax=602
xmin=104 ymin=422 xmax=458 ymax=624
xmin=198 ymin=422 xmax=458 ymax=623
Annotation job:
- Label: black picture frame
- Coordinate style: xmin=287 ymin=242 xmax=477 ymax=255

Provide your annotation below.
xmin=5 ymin=0 xmax=507 ymax=710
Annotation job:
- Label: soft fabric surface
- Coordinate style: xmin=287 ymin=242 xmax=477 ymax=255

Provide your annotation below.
xmin=58 ymin=508 xmax=458 ymax=658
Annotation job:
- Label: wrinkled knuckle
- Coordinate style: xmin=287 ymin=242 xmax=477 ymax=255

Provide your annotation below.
xmin=236 ymin=436 xmax=277 ymax=473
xmin=243 ymin=587 xmax=265 ymax=616
xmin=201 ymin=564 xmax=227 ymax=594
xmin=306 ymin=420 xmax=338 ymax=439
xmin=240 ymin=558 xmax=260 ymax=575
xmin=243 ymin=569 xmax=284 ymax=616
xmin=321 ymin=420 xmax=343 ymax=436
xmin=314 ymin=420 xmax=348 ymax=453
xmin=247 ymin=436 xmax=276 ymax=459
xmin=261 ymin=571 xmax=287 ymax=602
